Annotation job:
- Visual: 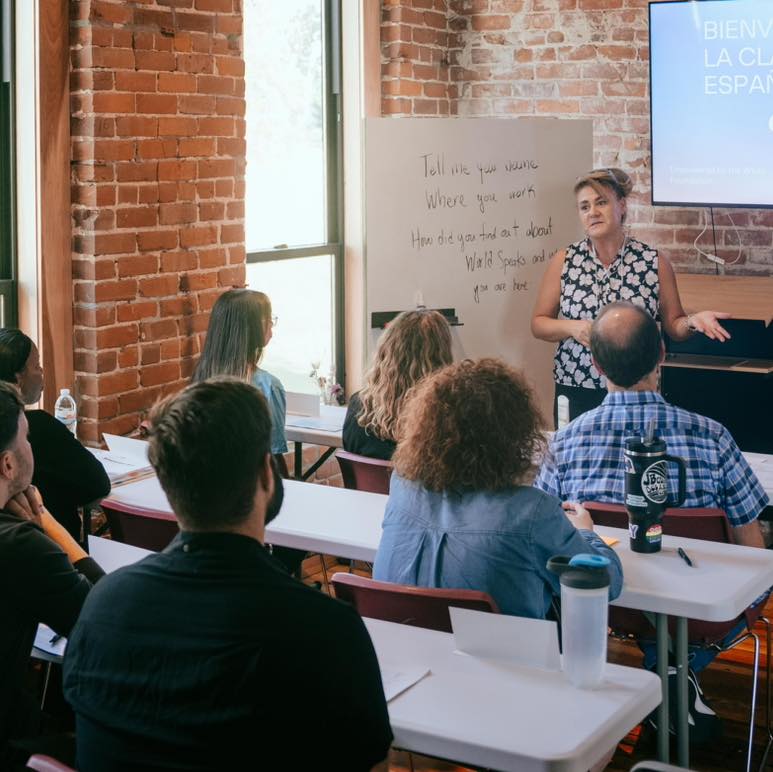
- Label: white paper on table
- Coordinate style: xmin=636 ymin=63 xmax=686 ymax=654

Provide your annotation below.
xmin=379 ymin=664 xmax=431 ymax=702
xmin=103 ymin=434 xmax=150 ymax=466
xmin=286 ymin=391 xmax=320 ymax=417
xmin=33 ymin=623 xmax=67 ymax=658
xmin=450 ymin=607 xmax=561 ymax=671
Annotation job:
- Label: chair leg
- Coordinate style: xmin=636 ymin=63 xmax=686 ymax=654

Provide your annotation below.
xmin=746 ymin=631 xmax=761 ymax=772
xmin=40 ymin=662 xmax=52 ymax=710
xmin=757 ymin=617 xmax=772 ymax=772
xmin=319 ymin=554 xmax=331 ymax=594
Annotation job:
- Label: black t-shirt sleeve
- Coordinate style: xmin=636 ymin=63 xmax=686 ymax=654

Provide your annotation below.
xmin=1 ymin=520 xmax=104 ymax=636
xmin=27 ymin=410 xmax=111 ymax=506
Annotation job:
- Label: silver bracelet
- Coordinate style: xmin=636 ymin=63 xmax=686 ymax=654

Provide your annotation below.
xmin=686 ymin=314 xmax=697 ymax=332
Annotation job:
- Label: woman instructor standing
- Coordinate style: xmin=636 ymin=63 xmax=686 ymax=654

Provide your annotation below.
xmin=531 ymin=167 xmax=730 ymax=425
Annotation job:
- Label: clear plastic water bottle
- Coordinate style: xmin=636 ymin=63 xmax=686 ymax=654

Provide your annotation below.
xmin=54 ymin=388 xmax=77 ymax=435
xmin=548 ymin=553 xmax=611 ymax=689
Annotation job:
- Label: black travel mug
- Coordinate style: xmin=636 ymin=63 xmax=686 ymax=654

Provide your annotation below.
xmin=624 ymin=436 xmax=687 ymax=553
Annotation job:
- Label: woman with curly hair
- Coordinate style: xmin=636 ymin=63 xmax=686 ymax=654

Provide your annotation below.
xmin=343 ymin=308 xmax=453 ymax=460
xmin=372 ymin=358 xmax=622 ymax=618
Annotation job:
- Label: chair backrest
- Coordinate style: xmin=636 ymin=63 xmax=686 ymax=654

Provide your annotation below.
xmin=26 ymin=755 xmax=76 ymax=772
xmin=331 ymin=572 xmax=499 ymax=633
xmin=335 ymin=449 xmax=393 ymax=495
xmin=101 ymin=499 xmax=179 ymax=552
xmin=583 ymin=502 xmax=735 ymax=544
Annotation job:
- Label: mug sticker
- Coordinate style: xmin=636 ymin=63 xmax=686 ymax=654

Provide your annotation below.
xmin=629 ymin=523 xmax=639 ymax=540
xmin=624 ymin=455 xmax=636 ymax=474
xmin=645 ymin=524 xmax=662 ymax=543
xmin=642 ymin=462 xmax=668 ymax=504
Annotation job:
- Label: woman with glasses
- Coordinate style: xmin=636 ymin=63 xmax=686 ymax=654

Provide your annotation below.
xmin=192 ymin=289 xmax=287 ymax=458
xmin=531 ymin=167 xmax=730 ymax=425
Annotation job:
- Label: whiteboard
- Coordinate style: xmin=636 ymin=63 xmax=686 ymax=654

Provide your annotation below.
xmin=365 ymin=117 xmax=593 ymax=423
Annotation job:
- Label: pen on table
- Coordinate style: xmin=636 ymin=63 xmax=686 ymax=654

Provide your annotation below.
xmin=49 ymin=633 xmax=63 ymax=645
xmin=677 ymin=547 xmax=693 ymax=567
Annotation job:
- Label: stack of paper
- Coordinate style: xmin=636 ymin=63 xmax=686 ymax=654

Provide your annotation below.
xmin=89 ymin=434 xmax=153 ymax=486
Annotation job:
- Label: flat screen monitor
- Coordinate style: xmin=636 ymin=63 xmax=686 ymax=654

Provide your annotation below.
xmin=649 ymin=0 xmax=773 ymax=208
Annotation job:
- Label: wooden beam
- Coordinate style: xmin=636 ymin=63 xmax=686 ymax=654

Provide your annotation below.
xmin=38 ymin=0 xmax=72 ymax=412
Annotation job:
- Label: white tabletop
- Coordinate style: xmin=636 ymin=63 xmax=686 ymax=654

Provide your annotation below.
xmin=599 ymin=525 xmax=773 ymax=622
xmin=365 ymin=617 xmax=660 ymax=772
xmin=69 ymin=539 xmax=661 ymax=771
xmin=284 ymin=404 xmax=345 ymax=448
xmin=744 ymin=451 xmax=773 ymax=502
xmin=103 ymin=476 xmax=773 ymax=622
xmin=103 ymin=476 xmax=385 ymax=564
xmin=89 ymin=534 xmax=152 ymax=572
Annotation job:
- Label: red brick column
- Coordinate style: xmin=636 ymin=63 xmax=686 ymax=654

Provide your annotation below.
xmin=70 ymin=0 xmax=246 ymax=443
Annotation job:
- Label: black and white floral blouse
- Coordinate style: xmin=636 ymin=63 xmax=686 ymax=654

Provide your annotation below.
xmin=554 ymin=237 xmax=660 ymax=390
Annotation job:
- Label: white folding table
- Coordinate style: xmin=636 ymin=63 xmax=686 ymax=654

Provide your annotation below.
xmin=100 ymin=475 xmax=773 ymax=767
xmin=102 ymin=475 xmax=385 ymax=563
xmin=284 ymin=404 xmax=346 ymax=480
xmin=53 ymin=537 xmax=661 ymax=772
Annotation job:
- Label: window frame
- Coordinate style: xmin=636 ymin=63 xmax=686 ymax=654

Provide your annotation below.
xmin=245 ymin=0 xmax=345 ymax=389
xmin=0 ymin=0 xmax=17 ymax=327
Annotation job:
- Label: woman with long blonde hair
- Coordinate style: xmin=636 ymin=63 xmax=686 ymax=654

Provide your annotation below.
xmin=343 ymin=309 xmax=453 ymax=460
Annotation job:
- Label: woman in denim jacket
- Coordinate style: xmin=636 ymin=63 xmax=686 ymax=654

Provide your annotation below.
xmin=373 ymin=358 xmax=622 ymax=618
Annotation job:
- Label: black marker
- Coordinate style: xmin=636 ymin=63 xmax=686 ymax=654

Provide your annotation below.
xmin=49 ymin=633 xmax=63 ymax=645
xmin=677 ymin=547 xmax=693 ymax=567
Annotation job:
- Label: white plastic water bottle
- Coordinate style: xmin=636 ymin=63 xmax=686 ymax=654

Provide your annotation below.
xmin=548 ymin=554 xmax=611 ymax=689
xmin=557 ymin=394 xmax=570 ymax=429
xmin=54 ymin=388 xmax=77 ymax=435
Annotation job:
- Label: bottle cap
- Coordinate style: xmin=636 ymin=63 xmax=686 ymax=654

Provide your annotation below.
xmin=60 ymin=388 xmax=70 ymax=396
xmin=547 ymin=553 xmax=610 ymax=590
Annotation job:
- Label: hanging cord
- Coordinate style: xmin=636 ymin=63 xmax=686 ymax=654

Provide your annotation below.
xmin=692 ymin=207 xmax=742 ymax=269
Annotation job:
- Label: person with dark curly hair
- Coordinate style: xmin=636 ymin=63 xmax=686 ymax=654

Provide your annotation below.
xmin=372 ymin=358 xmax=622 ymax=618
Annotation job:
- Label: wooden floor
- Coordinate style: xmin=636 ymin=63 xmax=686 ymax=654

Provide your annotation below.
xmin=302 ymin=555 xmax=773 ymax=772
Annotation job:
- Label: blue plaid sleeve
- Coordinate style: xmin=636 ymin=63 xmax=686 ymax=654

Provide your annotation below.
xmin=717 ymin=427 xmax=769 ymax=527
xmin=535 ymin=446 xmax=561 ymax=499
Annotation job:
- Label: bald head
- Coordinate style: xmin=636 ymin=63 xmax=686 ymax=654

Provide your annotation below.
xmin=590 ymin=302 xmax=663 ymax=388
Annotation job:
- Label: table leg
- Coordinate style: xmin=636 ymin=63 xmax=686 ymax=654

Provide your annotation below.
xmin=301 ymin=447 xmax=336 ymax=481
xmin=656 ymin=612 xmax=670 ymax=763
xmin=675 ymin=616 xmax=689 ymax=768
xmin=294 ymin=441 xmax=303 ymax=480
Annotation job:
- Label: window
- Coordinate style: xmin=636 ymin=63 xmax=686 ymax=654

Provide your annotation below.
xmin=244 ymin=0 xmax=343 ymax=395
xmin=0 ymin=0 xmax=16 ymax=326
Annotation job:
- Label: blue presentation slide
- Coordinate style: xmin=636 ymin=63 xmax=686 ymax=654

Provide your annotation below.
xmin=650 ymin=0 xmax=773 ymax=207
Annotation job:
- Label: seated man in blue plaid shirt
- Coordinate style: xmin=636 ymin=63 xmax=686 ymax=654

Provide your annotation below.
xmin=536 ymin=300 xmax=768 ymax=548
xmin=536 ymin=301 xmax=769 ymax=739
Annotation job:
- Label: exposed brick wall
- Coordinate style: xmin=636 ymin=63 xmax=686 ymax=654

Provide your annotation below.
xmin=70 ymin=0 xmax=246 ymax=444
xmin=382 ymin=0 xmax=455 ymax=116
xmin=381 ymin=0 xmax=773 ymax=275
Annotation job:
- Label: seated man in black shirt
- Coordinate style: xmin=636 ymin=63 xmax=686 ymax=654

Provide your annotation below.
xmin=0 ymin=329 xmax=111 ymax=543
xmin=0 ymin=382 xmax=105 ymax=766
xmin=63 ymin=379 xmax=393 ymax=772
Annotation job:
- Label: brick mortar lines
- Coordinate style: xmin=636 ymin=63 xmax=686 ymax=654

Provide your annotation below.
xmin=382 ymin=0 xmax=773 ymax=274
xmin=70 ymin=0 xmax=246 ymax=443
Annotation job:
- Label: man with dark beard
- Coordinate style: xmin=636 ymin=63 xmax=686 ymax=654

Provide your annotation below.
xmin=63 ymin=379 xmax=392 ymax=771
